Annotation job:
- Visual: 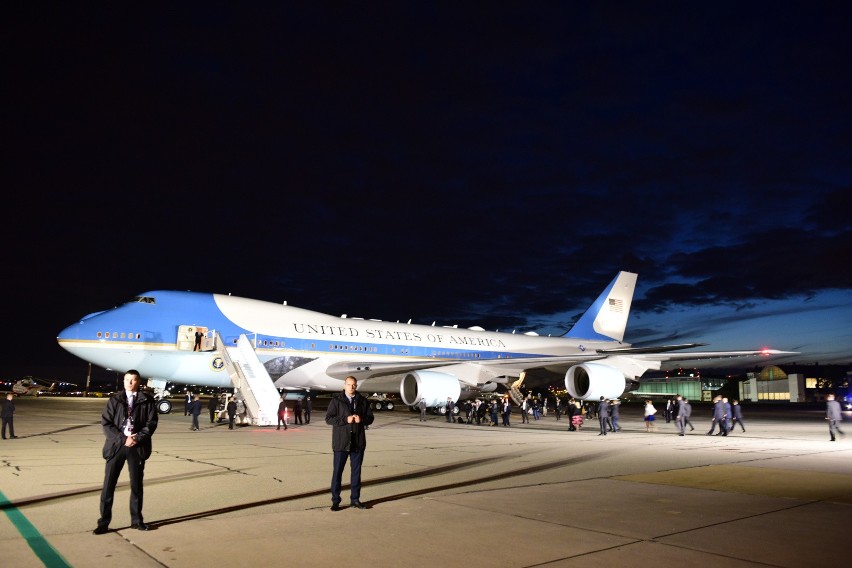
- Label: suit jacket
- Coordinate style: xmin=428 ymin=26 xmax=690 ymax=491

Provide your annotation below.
xmin=189 ymin=400 xmax=202 ymax=416
xmin=326 ymin=392 xmax=374 ymax=452
xmin=1 ymin=399 xmax=14 ymax=418
xmin=826 ymin=400 xmax=842 ymax=421
xmin=101 ymin=390 xmax=158 ymax=461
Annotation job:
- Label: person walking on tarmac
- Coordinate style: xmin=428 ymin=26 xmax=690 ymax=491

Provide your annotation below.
xmin=277 ymin=396 xmax=289 ymax=431
xmin=207 ymin=394 xmax=218 ymax=423
xmin=188 ymin=395 xmax=202 ymax=431
xmin=227 ymin=397 xmax=237 ymax=430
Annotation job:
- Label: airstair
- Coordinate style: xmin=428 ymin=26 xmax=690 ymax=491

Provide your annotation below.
xmin=507 ymin=385 xmax=525 ymax=406
xmin=214 ymin=332 xmax=279 ymax=426
xmin=507 ymin=371 xmax=526 ymax=406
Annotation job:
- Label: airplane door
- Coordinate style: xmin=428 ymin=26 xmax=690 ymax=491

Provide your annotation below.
xmin=178 ymin=325 xmax=209 ymax=351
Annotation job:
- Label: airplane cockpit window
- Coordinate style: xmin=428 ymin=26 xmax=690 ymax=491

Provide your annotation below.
xmin=130 ymin=296 xmax=156 ymax=304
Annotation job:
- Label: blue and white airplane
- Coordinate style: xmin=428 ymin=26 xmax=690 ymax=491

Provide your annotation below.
xmin=56 ymin=271 xmax=791 ymax=413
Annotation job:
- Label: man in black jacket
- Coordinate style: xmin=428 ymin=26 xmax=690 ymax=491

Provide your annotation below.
xmin=1 ymin=393 xmax=16 ymax=439
xmin=207 ymin=394 xmax=219 ymax=423
xmin=227 ymin=397 xmax=237 ymax=429
xmin=93 ymin=369 xmax=158 ymax=534
xmin=188 ymin=394 xmax=202 ymax=431
xmin=325 ymin=376 xmax=374 ymax=511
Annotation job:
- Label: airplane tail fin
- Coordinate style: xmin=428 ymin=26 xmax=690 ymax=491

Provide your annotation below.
xmin=562 ymin=272 xmax=637 ymax=342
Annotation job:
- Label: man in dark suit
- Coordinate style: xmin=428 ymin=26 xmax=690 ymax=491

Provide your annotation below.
xmin=207 ymin=394 xmax=219 ymax=423
xmin=227 ymin=397 xmax=237 ymax=429
xmin=445 ymin=397 xmax=455 ymax=423
xmin=304 ymin=396 xmax=312 ymax=424
xmin=93 ymin=369 xmax=158 ymax=534
xmin=707 ymin=395 xmax=728 ymax=436
xmin=597 ymin=396 xmax=610 ymax=435
xmin=501 ymin=396 xmax=512 ymax=426
xmin=1 ymin=393 xmax=17 ymax=439
xmin=675 ymin=395 xmax=686 ymax=436
xmin=325 ymin=376 xmax=374 ymax=511
xmin=293 ymin=397 xmax=303 ymax=425
xmin=188 ymin=394 xmax=202 ymax=431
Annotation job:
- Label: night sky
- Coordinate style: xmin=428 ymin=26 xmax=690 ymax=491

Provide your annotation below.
xmin=4 ymin=3 xmax=851 ymax=384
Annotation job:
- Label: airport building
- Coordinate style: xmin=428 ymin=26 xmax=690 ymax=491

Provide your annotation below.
xmin=634 ymin=364 xmax=850 ymax=403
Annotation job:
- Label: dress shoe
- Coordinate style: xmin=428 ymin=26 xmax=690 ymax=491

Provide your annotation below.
xmin=93 ymin=526 xmax=109 ymax=535
xmin=330 ymin=503 xmax=341 ymax=511
xmin=350 ymin=501 xmax=367 ymax=509
xmin=131 ymin=523 xmax=150 ymax=531
xmin=10 ymin=436 xmax=17 ymax=439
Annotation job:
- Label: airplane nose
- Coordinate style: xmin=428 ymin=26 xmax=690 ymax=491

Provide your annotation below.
xmin=56 ymin=318 xmax=93 ymax=354
xmin=57 ymin=309 xmax=108 ymax=344
xmin=57 ymin=321 xmax=80 ymax=342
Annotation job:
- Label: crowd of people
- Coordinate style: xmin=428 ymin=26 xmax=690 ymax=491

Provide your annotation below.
xmin=431 ymin=392 xmax=846 ymax=443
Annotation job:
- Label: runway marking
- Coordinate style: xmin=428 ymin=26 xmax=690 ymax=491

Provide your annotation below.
xmin=614 ymin=464 xmax=852 ymax=503
xmin=0 ymin=490 xmax=72 ymax=568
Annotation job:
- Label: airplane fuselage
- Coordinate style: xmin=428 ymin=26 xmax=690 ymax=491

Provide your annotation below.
xmin=57 ymin=291 xmax=615 ymax=392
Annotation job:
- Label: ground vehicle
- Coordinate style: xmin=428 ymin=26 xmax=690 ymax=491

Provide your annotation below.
xmin=368 ymin=394 xmax=396 ymax=411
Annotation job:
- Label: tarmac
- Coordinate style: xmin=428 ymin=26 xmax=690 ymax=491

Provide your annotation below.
xmin=1 ymin=396 xmax=850 ymax=568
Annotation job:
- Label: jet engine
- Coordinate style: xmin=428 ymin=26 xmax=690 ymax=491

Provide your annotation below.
xmin=565 ymin=363 xmax=629 ymax=400
xmin=400 ymin=370 xmax=462 ymax=408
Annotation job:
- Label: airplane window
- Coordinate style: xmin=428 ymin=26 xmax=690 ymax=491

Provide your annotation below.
xmin=120 ymin=333 xmax=126 ymax=339
xmin=105 ymin=332 xmax=110 ymax=338
xmin=136 ymin=333 xmax=141 ymax=339
xmin=97 ymin=332 xmax=102 ymax=338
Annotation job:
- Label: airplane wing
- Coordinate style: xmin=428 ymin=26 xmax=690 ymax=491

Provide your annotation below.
xmin=326 ymin=347 xmax=793 ymax=385
xmin=628 ymin=348 xmax=795 ymax=363
xmin=324 ymin=359 xmax=466 ymax=378
xmin=450 ymin=347 xmax=795 ymax=375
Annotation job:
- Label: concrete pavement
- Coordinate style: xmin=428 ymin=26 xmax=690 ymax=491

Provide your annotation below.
xmin=1 ymin=397 xmax=850 ymax=567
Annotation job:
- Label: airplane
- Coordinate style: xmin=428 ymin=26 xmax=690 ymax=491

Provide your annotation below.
xmin=56 ymin=271 xmax=794 ymax=414
xmin=12 ymin=377 xmax=57 ymax=396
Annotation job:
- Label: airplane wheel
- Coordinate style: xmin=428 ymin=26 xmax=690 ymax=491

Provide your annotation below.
xmin=385 ymin=401 xmax=395 ymax=411
xmin=373 ymin=401 xmax=384 ymax=411
xmin=157 ymin=399 xmax=172 ymax=414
